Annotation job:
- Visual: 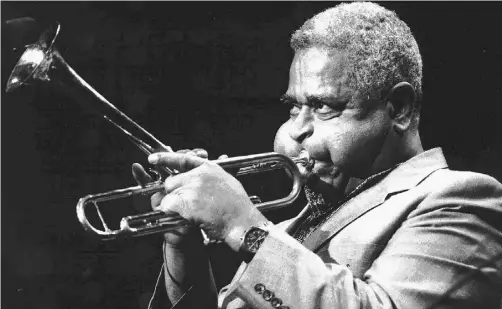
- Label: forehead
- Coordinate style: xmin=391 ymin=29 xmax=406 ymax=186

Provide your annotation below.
xmin=287 ymin=47 xmax=353 ymax=100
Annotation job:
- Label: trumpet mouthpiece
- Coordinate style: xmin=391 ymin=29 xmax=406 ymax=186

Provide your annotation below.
xmin=293 ymin=151 xmax=315 ymax=171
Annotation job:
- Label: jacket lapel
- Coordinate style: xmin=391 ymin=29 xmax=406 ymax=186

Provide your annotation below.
xmin=299 ymin=148 xmax=449 ymax=252
xmin=284 ymin=204 xmax=311 ymax=234
xmin=301 ymin=174 xmax=390 ymax=251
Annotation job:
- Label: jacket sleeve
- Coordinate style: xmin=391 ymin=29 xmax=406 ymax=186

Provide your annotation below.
xmin=218 ymin=173 xmax=502 ymax=309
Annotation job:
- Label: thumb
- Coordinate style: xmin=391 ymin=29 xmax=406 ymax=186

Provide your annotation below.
xmin=148 ymin=152 xmax=207 ymax=173
xmin=132 ymin=163 xmax=153 ymax=186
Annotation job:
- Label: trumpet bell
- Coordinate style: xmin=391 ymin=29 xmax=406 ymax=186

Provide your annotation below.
xmin=6 ymin=22 xmax=60 ymax=93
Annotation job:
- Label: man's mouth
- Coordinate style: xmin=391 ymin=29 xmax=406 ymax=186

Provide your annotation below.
xmin=298 ymin=157 xmax=343 ymax=185
xmin=294 ymin=150 xmax=315 ymax=180
xmin=297 ymin=162 xmax=314 ymax=181
xmin=289 ymin=150 xmax=342 ymax=187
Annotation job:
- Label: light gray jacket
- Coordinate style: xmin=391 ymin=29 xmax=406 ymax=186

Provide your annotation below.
xmin=218 ymin=148 xmax=502 ymax=309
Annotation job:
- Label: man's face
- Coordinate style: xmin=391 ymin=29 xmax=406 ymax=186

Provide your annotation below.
xmin=274 ymin=47 xmax=393 ymax=194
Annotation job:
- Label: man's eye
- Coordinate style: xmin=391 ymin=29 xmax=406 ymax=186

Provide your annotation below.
xmin=282 ymin=99 xmax=301 ymax=117
xmin=312 ymin=102 xmax=334 ymax=113
xmin=312 ymin=102 xmax=340 ymax=119
xmin=289 ymin=103 xmax=301 ymax=117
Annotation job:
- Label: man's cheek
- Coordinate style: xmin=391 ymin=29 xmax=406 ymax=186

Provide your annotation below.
xmin=321 ymin=132 xmax=347 ymax=163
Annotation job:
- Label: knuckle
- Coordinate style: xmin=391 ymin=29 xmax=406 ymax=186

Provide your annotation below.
xmin=173 ymin=191 xmax=191 ymax=215
xmin=193 ymin=148 xmax=208 ymax=158
xmin=202 ymin=160 xmax=217 ymax=169
xmin=203 ymin=161 xmax=223 ymax=174
xmin=180 ymin=156 xmax=193 ymax=171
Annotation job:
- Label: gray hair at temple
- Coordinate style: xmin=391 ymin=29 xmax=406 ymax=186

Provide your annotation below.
xmin=291 ymin=2 xmax=423 ymax=118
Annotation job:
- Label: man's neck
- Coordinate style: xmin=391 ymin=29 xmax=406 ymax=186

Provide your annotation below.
xmin=373 ymin=129 xmax=424 ymax=175
xmin=306 ymin=131 xmax=425 ymax=204
xmin=348 ymin=131 xmax=424 ymax=195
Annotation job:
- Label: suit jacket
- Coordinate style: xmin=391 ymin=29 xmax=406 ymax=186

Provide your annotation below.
xmin=217 ymin=148 xmax=502 ymax=309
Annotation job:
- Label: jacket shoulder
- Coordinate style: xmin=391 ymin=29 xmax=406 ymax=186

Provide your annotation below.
xmin=411 ymin=168 xmax=502 ymax=215
xmin=421 ymin=168 xmax=502 ymax=193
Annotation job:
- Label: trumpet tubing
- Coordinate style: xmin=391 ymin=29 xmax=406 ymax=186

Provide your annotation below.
xmin=6 ymin=22 xmax=315 ymax=241
xmin=77 ymin=152 xmax=313 ymax=240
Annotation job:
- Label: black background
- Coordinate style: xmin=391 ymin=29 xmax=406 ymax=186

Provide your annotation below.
xmin=2 ymin=2 xmax=502 ymax=309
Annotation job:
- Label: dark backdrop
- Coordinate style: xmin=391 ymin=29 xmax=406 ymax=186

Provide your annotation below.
xmin=2 ymin=2 xmax=502 ymax=309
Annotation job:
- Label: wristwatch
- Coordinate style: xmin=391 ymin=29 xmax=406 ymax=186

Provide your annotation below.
xmin=239 ymin=223 xmax=270 ymax=263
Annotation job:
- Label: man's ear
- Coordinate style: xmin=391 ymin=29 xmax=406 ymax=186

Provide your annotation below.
xmin=386 ymin=82 xmax=416 ymax=133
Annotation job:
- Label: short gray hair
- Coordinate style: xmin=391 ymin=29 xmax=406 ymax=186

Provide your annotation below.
xmin=291 ymin=2 xmax=423 ymax=114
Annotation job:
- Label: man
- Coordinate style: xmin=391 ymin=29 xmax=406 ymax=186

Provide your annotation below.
xmin=133 ymin=2 xmax=502 ymax=308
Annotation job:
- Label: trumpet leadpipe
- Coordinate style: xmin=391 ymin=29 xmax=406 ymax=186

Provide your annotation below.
xmin=234 ymin=152 xmax=314 ymax=177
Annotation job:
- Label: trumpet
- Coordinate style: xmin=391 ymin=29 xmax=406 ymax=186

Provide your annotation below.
xmin=5 ymin=22 xmax=314 ymax=240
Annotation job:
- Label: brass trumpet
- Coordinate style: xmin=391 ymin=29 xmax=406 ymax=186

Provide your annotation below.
xmin=5 ymin=22 xmax=314 ymax=240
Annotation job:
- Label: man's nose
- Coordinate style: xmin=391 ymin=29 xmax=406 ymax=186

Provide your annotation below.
xmin=288 ymin=107 xmax=314 ymax=143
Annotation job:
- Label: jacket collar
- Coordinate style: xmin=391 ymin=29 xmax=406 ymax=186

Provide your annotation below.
xmin=289 ymin=148 xmax=449 ymax=251
xmin=383 ymin=147 xmax=448 ymax=196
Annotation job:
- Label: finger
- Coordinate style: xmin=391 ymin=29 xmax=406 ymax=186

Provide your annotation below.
xmin=177 ymin=150 xmax=199 ymax=161
xmin=149 ymin=152 xmax=207 ymax=173
xmin=162 ymin=173 xmax=194 ymax=194
xmin=192 ymin=148 xmax=208 ymax=159
xmin=213 ymin=155 xmax=239 ymax=176
xmin=132 ymin=163 xmax=153 ymax=186
xmin=158 ymin=191 xmax=187 ymax=220
xmin=176 ymin=149 xmax=208 ymax=158
xmin=150 ymin=192 xmax=165 ymax=209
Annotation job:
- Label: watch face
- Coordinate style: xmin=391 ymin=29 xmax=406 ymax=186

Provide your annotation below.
xmin=248 ymin=238 xmax=262 ymax=252
xmin=244 ymin=228 xmax=268 ymax=253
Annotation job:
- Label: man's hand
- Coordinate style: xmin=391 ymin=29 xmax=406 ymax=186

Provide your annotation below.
xmin=148 ymin=152 xmax=269 ymax=251
xmin=132 ymin=162 xmax=202 ymax=248
xmin=131 ymin=149 xmax=212 ymax=248
xmin=131 ymin=149 xmax=235 ymax=248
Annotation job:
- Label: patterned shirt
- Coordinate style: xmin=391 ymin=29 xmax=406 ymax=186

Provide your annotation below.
xmin=291 ymin=167 xmax=396 ymax=243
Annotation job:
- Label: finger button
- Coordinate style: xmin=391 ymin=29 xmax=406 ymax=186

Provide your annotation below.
xmin=262 ymin=289 xmax=274 ymax=301
xmin=254 ymin=283 xmax=265 ymax=294
xmin=271 ymin=297 xmax=283 ymax=308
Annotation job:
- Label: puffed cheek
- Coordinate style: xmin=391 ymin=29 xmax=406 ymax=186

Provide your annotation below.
xmin=274 ymin=122 xmax=300 ymax=156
